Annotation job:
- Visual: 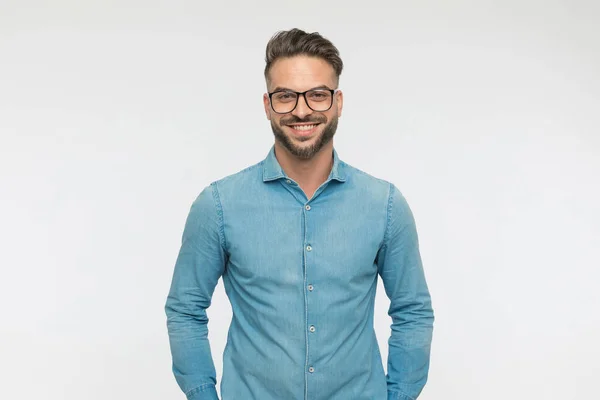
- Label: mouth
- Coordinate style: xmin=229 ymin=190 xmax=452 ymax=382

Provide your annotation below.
xmin=286 ymin=123 xmax=321 ymax=136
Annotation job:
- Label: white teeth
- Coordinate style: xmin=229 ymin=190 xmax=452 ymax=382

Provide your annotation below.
xmin=291 ymin=124 xmax=317 ymax=131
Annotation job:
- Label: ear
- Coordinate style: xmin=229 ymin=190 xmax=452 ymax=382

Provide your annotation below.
xmin=335 ymin=90 xmax=343 ymax=118
xmin=263 ymin=93 xmax=272 ymax=120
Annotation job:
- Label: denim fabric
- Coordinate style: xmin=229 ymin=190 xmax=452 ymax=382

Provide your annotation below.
xmin=165 ymin=145 xmax=434 ymax=400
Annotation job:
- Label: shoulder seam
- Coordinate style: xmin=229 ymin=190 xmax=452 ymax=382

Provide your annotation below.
xmin=210 ymin=181 xmax=228 ymax=253
xmin=381 ymin=182 xmax=395 ymax=249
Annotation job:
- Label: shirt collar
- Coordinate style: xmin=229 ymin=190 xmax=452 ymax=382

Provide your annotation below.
xmin=262 ymin=145 xmax=347 ymax=183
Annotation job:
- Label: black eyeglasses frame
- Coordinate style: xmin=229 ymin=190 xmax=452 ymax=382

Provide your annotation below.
xmin=267 ymin=88 xmax=340 ymax=114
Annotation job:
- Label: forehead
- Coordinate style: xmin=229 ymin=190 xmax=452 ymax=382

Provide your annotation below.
xmin=268 ymin=55 xmax=337 ymax=91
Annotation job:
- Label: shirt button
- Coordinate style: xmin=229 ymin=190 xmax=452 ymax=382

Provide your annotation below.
xmin=286 ymin=179 xmax=292 ymax=184
xmin=306 ymin=245 xmax=312 ymax=252
xmin=305 ymin=205 xmax=311 ymax=211
xmin=307 ymin=284 xmax=314 ymax=291
xmin=308 ymin=367 xmax=315 ymax=373
xmin=309 ymin=325 xmax=316 ymax=332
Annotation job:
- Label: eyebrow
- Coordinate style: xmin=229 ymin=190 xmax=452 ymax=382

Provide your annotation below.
xmin=271 ymin=85 xmax=333 ymax=92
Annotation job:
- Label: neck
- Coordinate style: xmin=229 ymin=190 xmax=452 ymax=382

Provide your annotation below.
xmin=273 ymin=142 xmax=334 ymax=190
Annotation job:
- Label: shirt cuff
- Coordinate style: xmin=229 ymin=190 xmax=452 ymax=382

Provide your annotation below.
xmin=388 ymin=389 xmax=415 ymax=400
xmin=186 ymin=384 xmax=219 ymax=400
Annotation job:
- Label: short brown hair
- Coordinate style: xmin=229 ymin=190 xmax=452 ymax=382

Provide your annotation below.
xmin=264 ymin=28 xmax=343 ymax=85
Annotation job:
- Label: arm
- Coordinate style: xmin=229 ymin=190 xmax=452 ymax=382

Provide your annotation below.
xmin=377 ymin=184 xmax=434 ymax=400
xmin=165 ymin=184 xmax=227 ymax=400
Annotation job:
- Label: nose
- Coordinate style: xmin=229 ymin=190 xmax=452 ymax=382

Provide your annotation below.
xmin=292 ymin=94 xmax=312 ymax=119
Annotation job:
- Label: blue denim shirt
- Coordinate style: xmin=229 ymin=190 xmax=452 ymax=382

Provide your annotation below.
xmin=165 ymin=146 xmax=434 ymax=400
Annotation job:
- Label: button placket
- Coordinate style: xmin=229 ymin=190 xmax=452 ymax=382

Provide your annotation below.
xmin=303 ymin=195 xmax=317 ymax=386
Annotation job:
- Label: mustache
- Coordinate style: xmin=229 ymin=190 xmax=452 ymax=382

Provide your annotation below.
xmin=281 ymin=115 xmax=327 ymax=125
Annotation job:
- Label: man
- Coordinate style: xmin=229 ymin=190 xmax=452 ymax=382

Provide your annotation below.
xmin=165 ymin=28 xmax=434 ymax=400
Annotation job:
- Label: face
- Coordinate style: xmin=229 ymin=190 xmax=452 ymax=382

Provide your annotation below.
xmin=263 ymin=56 xmax=343 ymax=160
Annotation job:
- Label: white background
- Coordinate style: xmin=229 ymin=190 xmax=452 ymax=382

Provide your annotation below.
xmin=1 ymin=1 xmax=599 ymax=399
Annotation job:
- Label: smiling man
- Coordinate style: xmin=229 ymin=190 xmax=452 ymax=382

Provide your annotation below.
xmin=165 ymin=29 xmax=434 ymax=400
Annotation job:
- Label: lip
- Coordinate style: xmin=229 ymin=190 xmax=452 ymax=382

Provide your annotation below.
xmin=287 ymin=123 xmax=321 ymax=136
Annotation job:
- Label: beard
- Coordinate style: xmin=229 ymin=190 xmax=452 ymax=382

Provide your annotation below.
xmin=270 ymin=114 xmax=338 ymax=160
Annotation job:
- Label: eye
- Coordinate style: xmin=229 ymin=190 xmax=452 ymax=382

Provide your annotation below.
xmin=274 ymin=92 xmax=297 ymax=102
xmin=307 ymin=91 xmax=330 ymax=101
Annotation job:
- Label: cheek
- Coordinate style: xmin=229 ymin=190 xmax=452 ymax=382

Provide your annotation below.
xmin=324 ymin=110 xmax=337 ymax=122
xmin=271 ymin=116 xmax=284 ymax=127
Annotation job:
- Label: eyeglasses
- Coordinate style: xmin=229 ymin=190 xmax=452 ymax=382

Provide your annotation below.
xmin=268 ymin=88 xmax=339 ymax=114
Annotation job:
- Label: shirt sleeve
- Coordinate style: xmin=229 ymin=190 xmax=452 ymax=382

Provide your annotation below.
xmin=165 ymin=183 xmax=227 ymax=400
xmin=376 ymin=183 xmax=434 ymax=400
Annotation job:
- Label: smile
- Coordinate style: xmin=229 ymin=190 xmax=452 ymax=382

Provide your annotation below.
xmin=287 ymin=123 xmax=320 ymax=134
